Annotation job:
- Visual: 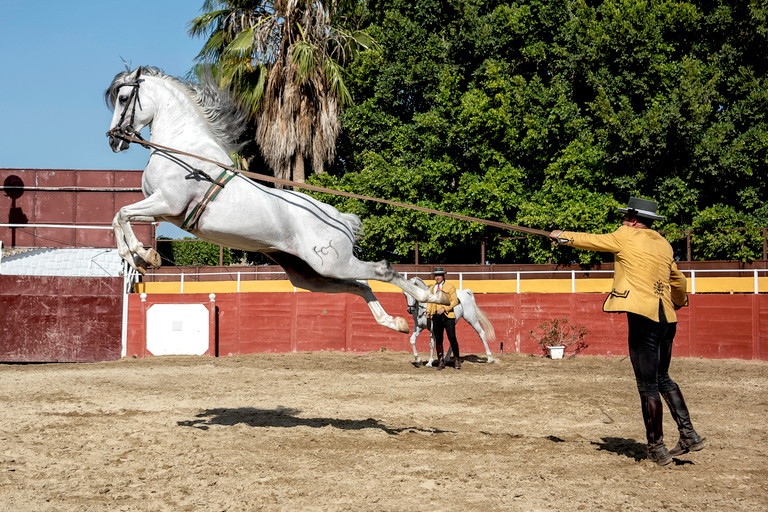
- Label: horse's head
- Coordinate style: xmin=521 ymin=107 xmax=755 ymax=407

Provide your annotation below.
xmin=105 ymin=65 xmax=246 ymax=156
xmin=105 ymin=67 xmax=152 ymax=152
xmin=404 ymin=276 xmax=430 ymax=315
xmin=404 ymin=291 xmax=418 ymax=314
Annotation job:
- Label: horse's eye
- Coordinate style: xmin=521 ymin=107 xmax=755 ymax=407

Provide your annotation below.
xmin=118 ymin=94 xmax=129 ymax=104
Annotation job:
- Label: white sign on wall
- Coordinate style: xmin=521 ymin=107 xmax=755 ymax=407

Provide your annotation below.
xmin=146 ymin=304 xmax=210 ymax=356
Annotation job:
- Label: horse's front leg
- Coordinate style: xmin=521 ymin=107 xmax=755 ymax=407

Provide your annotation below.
xmin=410 ymin=322 xmax=423 ymax=365
xmin=113 ymin=210 xmax=161 ymax=274
xmin=113 ymin=194 xmax=176 ymax=274
xmin=425 ymin=320 xmax=437 ymax=367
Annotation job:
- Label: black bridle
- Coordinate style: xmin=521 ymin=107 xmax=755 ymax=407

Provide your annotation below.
xmin=106 ymin=67 xmax=145 ymax=142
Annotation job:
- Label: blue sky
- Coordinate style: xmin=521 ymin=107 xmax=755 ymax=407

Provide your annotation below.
xmin=1 ymin=1 xmax=208 ymax=238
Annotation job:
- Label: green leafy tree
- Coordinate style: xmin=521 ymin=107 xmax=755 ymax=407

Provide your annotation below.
xmin=181 ymin=0 xmax=767 ymax=265
xmin=311 ymin=0 xmax=768 ymax=264
xmin=159 ymin=238 xmax=233 ymax=267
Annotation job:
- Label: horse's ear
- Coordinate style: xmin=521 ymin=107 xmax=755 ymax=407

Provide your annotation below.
xmin=128 ymin=66 xmax=142 ymax=82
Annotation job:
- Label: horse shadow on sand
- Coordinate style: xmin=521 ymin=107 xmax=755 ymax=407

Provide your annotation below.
xmin=591 ymin=437 xmax=694 ymax=466
xmin=178 ymin=406 xmax=455 ymax=436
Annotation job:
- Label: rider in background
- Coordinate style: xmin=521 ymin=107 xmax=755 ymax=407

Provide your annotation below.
xmin=549 ymin=197 xmax=704 ymax=466
xmin=425 ymin=267 xmax=461 ymax=370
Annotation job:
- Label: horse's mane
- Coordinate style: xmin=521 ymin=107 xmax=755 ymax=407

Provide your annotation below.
xmin=105 ymin=66 xmax=246 ymax=154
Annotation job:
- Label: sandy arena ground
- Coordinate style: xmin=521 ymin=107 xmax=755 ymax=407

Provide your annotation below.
xmin=1 ymin=350 xmax=767 ymax=511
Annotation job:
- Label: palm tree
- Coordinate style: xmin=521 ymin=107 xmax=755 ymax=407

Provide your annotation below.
xmin=188 ymin=0 xmax=373 ymax=183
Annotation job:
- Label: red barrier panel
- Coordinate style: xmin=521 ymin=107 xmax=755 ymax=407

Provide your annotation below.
xmin=126 ymin=292 xmax=768 ymax=361
xmin=0 ymin=275 xmax=123 ymax=362
xmin=0 ymin=168 xmax=148 ymax=249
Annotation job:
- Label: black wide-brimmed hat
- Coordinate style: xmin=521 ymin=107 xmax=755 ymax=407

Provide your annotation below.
xmin=617 ymin=197 xmax=665 ymax=221
xmin=432 ymin=266 xmax=446 ymax=275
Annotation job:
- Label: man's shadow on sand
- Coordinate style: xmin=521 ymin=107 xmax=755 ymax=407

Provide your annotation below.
xmin=591 ymin=436 xmax=694 ymax=465
xmin=178 ymin=406 xmax=454 ymax=436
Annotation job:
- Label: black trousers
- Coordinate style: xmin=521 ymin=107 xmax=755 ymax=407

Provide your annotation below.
xmin=432 ymin=313 xmax=460 ymax=359
xmin=627 ymin=302 xmax=678 ymax=399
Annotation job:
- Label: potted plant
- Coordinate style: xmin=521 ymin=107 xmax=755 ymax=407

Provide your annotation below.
xmin=529 ymin=317 xmax=590 ymax=359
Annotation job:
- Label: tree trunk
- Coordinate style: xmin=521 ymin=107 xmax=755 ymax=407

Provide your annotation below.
xmin=293 ymin=155 xmax=305 ymax=183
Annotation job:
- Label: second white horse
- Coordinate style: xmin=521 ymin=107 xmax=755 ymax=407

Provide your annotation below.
xmin=404 ymin=277 xmax=496 ymax=366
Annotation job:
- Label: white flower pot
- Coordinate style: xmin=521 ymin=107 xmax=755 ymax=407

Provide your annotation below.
xmin=548 ymin=346 xmax=565 ymax=359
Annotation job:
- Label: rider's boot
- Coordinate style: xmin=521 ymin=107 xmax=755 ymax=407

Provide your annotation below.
xmin=662 ymin=387 xmax=705 ymax=456
xmin=641 ymin=395 xmax=673 ymax=466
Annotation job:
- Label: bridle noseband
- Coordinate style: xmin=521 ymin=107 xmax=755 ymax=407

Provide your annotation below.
xmin=106 ymin=68 xmax=145 ymax=143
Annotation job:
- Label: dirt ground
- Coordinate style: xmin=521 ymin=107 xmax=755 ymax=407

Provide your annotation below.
xmin=1 ymin=350 xmax=766 ymax=512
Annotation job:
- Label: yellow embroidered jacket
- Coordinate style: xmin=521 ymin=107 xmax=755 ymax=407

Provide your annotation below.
xmin=559 ymin=225 xmax=688 ymax=322
xmin=426 ymin=281 xmax=460 ymax=319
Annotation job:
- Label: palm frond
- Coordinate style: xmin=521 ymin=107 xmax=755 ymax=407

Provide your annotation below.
xmin=195 ymin=31 xmax=225 ymax=61
xmin=351 ymin=30 xmax=377 ymax=51
xmin=291 ymin=40 xmax=319 ymax=83
xmin=187 ymin=9 xmax=231 ymax=38
xmin=226 ymin=26 xmax=256 ymax=55
xmin=323 ymin=59 xmax=352 ymax=106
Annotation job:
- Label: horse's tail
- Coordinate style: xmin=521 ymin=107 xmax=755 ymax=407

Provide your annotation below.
xmin=476 ymin=307 xmax=496 ymax=343
xmin=341 ymin=212 xmax=364 ymax=243
xmin=465 ymin=290 xmax=496 ymax=343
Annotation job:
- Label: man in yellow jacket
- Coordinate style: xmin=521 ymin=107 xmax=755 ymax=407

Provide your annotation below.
xmin=426 ymin=267 xmax=461 ymax=370
xmin=550 ymin=197 xmax=704 ymax=466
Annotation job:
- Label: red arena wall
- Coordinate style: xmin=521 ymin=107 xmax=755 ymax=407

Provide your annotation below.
xmin=0 ymin=275 xmax=123 ymax=362
xmin=125 ymin=292 xmax=768 ymax=361
xmin=1 ymin=168 xmax=149 ymax=248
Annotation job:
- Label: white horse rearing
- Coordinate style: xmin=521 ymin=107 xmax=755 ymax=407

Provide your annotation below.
xmin=105 ymin=66 xmax=448 ymax=333
xmin=404 ymin=277 xmax=496 ymax=366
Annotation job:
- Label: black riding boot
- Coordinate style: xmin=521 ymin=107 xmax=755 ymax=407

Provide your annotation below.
xmin=436 ymin=345 xmax=445 ymax=371
xmin=662 ymin=387 xmax=705 ymax=455
xmin=641 ymin=396 xmax=672 ymax=466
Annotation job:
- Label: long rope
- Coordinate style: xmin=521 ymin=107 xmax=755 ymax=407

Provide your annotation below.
xmin=113 ymin=133 xmax=551 ymax=238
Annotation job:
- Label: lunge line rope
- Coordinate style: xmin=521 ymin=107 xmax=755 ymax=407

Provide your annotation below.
xmin=108 ymin=131 xmax=551 ymax=238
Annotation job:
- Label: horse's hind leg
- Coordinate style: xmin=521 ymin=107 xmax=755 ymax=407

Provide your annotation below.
xmin=465 ymin=320 xmax=494 ymax=363
xmin=462 ymin=298 xmax=496 ymax=363
xmin=272 ymin=253 xmax=409 ymax=333
xmin=324 ymin=258 xmax=449 ymax=306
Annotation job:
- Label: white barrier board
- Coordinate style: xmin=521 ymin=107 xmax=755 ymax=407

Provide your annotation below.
xmin=146 ymin=304 xmax=209 ymax=356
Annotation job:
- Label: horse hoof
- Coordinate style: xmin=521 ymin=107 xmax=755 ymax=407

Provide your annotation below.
xmin=434 ymin=290 xmax=450 ymax=305
xmin=133 ymin=255 xmax=148 ymax=275
xmin=394 ymin=317 xmax=409 ymax=333
xmin=146 ymin=249 xmax=162 ymax=268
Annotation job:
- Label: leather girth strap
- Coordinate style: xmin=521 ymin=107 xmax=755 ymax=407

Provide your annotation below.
xmin=181 ymin=170 xmax=237 ymax=232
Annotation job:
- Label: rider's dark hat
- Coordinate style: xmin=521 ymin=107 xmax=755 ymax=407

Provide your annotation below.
xmin=617 ymin=197 xmax=665 ymax=221
xmin=432 ymin=266 xmax=446 ymax=275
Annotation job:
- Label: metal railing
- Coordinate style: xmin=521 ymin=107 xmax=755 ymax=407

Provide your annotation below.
xmin=140 ymin=268 xmax=767 ymax=294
